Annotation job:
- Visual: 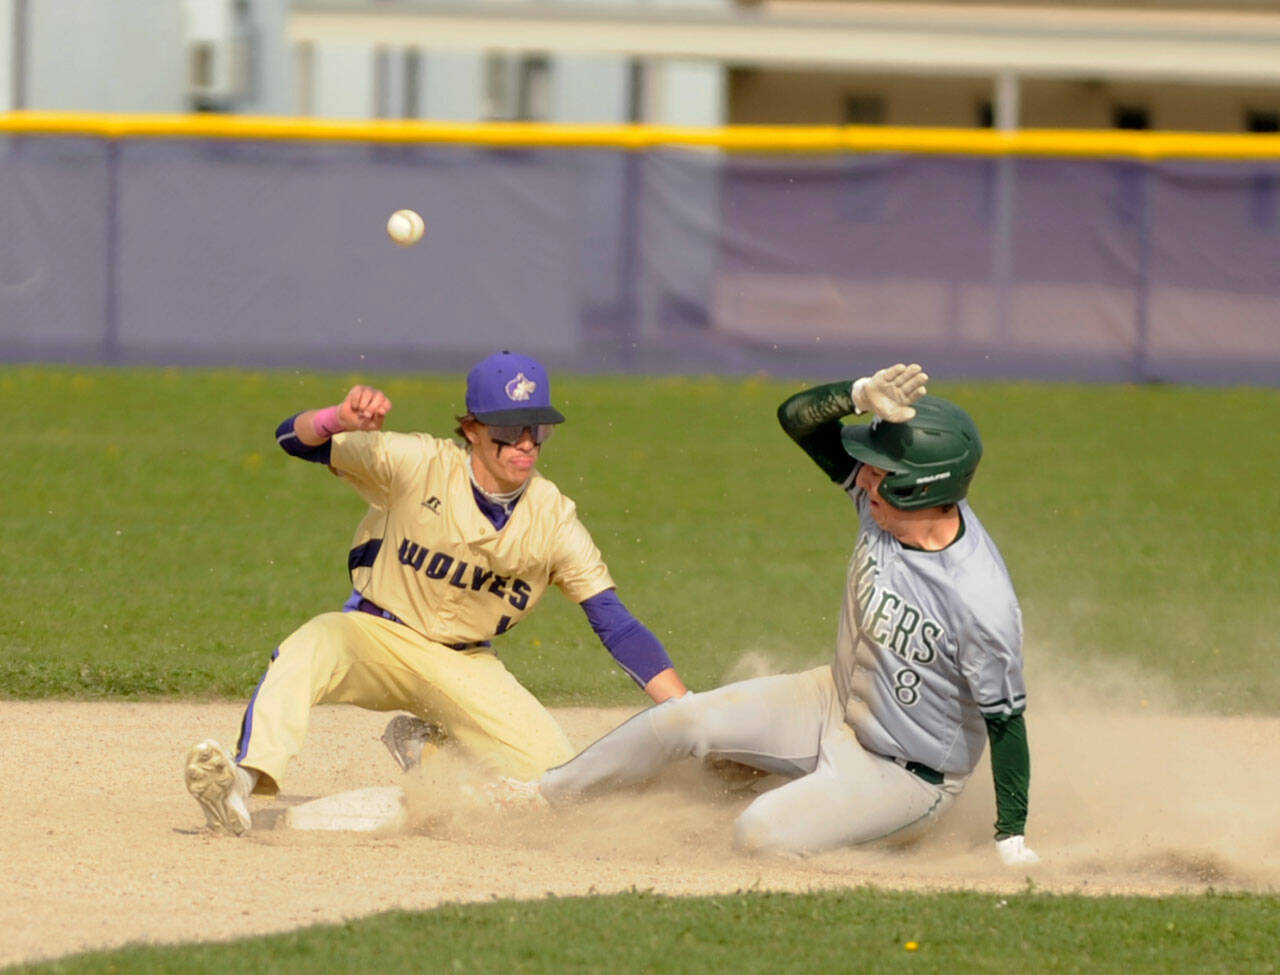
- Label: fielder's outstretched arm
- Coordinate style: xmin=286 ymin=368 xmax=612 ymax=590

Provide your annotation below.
xmin=580 ymin=589 xmax=687 ymax=703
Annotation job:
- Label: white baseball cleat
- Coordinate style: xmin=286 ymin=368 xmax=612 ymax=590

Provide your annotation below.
xmin=995 ymin=834 xmax=1041 ymax=866
xmin=480 ymin=776 xmax=547 ymax=811
xmin=184 ymin=739 xmax=252 ymax=836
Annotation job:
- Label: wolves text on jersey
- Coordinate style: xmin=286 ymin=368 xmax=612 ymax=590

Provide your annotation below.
xmin=397 ymin=538 xmax=532 ymax=610
xmin=852 ymin=535 xmax=945 ymax=666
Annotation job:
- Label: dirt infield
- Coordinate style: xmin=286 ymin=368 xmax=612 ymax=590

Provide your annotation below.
xmin=3 ymin=697 xmax=1279 ymax=967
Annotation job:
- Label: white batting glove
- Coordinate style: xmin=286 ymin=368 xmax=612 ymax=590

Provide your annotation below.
xmin=995 ymin=834 xmax=1041 ymax=867
xmin=850 ymin=363 xmax=929 ymax=422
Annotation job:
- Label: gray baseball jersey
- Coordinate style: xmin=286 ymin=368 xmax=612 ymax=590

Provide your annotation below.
xmin=540 ymin=483 xmax=1024 ymax=853
xmin=836 ymin=486 xmax=1026 ymax=776
xmin=538 ymin=381 xmax=1030 ymax=854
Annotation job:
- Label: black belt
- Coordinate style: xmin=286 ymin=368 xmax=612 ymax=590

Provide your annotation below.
xmin=354 ymin=598 xmax=491 ymax=652
xmin=882 ymin=754 xmax=944 ymax=786
xmin=904 ymin=761 xmax=944 ymax=785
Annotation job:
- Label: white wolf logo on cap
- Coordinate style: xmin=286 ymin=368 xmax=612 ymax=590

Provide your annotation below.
xmin=505 ymin=373 xmax=537 ymax=402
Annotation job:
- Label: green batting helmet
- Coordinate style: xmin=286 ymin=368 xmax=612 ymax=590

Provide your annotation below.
xmin=840 ymin=395 xmax=982 ymax=510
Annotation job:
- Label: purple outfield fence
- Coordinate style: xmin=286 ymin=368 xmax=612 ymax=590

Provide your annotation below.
xmin=1 ymin=134 xmax=1278 ymax=384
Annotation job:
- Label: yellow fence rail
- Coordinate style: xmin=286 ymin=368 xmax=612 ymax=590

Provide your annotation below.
xmin=3 ymin=111 xmax=1280 ymax=160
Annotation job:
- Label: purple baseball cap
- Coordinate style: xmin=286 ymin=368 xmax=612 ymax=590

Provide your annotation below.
xmin=465 ymin=351 xmax=566 ymax=425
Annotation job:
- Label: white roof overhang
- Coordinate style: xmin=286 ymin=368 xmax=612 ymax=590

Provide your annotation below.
xmin=287 ymin=1 xmax=1280 ymax=85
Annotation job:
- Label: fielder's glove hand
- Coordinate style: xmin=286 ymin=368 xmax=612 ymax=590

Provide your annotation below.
xmin=851 ymin=363 xmax=929 ymax=422
xmin=995 ymin=834 xmax=1041 ymax=866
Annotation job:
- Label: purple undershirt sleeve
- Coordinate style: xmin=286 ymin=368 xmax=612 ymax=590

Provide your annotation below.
xmin=580 ymin=590 xmax=674 ymax=688
xmin=275 ymin=413 xmax=333 ymax=465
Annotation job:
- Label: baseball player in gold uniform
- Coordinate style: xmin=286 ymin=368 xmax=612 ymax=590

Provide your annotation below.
xmin=184 ymin=351 xmax=687 ymax=835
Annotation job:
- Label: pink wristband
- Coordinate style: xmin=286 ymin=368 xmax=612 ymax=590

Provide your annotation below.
xmin=313 ymin=405 xmax=344 ymax=438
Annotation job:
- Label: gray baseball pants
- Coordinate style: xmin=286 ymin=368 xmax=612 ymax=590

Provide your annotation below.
xmin=540 ymin=666 xmax=964 ymax=855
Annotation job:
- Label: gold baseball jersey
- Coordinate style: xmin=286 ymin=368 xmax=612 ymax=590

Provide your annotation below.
xmin=330 ymin=430 xmax=614 ymax=644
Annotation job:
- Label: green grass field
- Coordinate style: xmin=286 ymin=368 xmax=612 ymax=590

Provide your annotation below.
xmin=10 ymin=889 xmax=1280 ymax=975
xmin=4 ymin=365 xmax=1278 ymax=973
xmin=4 ymin=366 xmax=1277 ymax=710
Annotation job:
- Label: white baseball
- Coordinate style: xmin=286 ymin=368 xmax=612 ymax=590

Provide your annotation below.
xmin=386 ymin=208 xmax=425 ymax=247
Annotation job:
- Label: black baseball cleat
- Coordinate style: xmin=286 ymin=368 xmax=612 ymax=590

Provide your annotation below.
xmin=381 ymin=714 xmax=449 ymax=772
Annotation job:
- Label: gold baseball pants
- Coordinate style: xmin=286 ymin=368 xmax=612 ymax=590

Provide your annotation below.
xmin=236 ymin=611 xmax=574 ymax=793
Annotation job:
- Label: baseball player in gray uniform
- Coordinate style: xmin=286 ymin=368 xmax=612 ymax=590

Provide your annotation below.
xmin=498 ymin=364 xmax=1038 ymax=865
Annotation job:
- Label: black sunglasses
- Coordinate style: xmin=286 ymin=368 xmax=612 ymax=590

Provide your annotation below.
xmin=485 ymin=423 xmax=554 ymax=446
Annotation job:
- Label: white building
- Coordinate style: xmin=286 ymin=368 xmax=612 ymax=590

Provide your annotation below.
xmin=3 ymin=0 xmax=1280 ymax=130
